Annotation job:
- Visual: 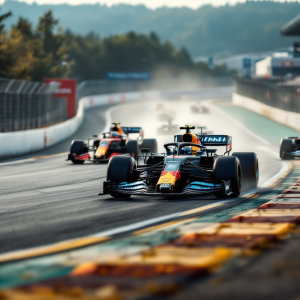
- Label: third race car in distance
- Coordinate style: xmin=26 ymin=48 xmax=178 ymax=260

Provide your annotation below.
xmin=67 ymin=123 xmax=157 ymax=164
xmin=280 ymin=136 xmax=300 ymax=159
xmin=101 ymin=125 xmax=259 ymax=198
xmin=191 ymin=102 xmax=209 ymax=114
xmin=157 ymin=120 xmax=179 ymax=135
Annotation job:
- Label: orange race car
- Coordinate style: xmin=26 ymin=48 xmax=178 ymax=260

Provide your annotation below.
xmin=67 ymin=123 xmax=157 ymax=164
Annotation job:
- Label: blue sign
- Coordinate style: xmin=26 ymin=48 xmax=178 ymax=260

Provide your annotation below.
xmin=243 ymin=58 xmax=251 ymax=69
xmin=105 ymin=72 xmax=151 ymax=80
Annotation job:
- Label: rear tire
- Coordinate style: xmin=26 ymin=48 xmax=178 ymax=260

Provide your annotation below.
xmin=70 ymin=140 xmax=86 ymax=164
xmin=280 ymin=139 xmax=293 ymax=159
xmin=140 ymin=139 xmax=158 ymax=153
xmin=107 ymin=156 xmax=136 ymax=198
xmin=232 ymin=152 xmax=259 ymax=190
xmin=126 ymin=140 xmax=138 ymax=159
xmin=213 ymin=156 xmax=241 ymax=198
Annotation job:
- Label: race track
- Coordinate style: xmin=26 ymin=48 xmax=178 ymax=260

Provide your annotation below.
xmin=0 ymin=94 xmax=285 ymax=255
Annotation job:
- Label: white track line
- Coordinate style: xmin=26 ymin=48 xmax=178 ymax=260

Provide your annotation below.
xmin=0 ymin=158 xmax=36 ymax=166
xmin=0 ymin=152 xmax=68 ymax=166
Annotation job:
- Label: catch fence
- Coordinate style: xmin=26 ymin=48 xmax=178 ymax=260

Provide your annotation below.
xmin=235 ymin=77 xmax=300 ymax=113
xmin=0 ymin=78 xmax=66 ymax=132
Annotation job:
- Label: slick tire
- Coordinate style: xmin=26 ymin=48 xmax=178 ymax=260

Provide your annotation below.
xmin=213 ymin=156 xmax=241 ymax=198
xmin=232 ymin=152 xmax=259 ymax=191
xmin=140 ymin=139 xmax=158 ymax=153
xmin=107 ymin=156 xmax=136 ymax=198
xmin=280 ymin=139 xmax=293 ymax=160
xmin=126 ymin=140 xmax=138 ymax=159
xmin=70 ymin=140 xmax=86 ymax=164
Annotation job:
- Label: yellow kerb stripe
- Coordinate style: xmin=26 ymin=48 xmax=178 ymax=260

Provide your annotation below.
xmin=134 ymin=218 xmax=196 ymax=235
xmin=0 ymin=236 xmax=109 ymax=263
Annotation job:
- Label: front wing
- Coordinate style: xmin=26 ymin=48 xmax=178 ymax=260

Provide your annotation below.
xmin=66 ymin=152 xmax=130 ymax=163
xmin=101 ymin=180 xmax=232 ymax=197
xmin=284 ymin=150 xmax=300 ymax=158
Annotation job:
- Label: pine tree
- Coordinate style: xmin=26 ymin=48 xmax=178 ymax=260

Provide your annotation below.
xmin=0 ymin=8 xmax=12 ymax=78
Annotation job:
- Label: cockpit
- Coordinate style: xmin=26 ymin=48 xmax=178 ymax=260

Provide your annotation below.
xmin=110 ymin=132 xmax=121 ymax=138
xmin=180 ymin=146 xmax=205 ymax=156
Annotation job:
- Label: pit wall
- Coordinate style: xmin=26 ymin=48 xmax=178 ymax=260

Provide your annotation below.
xmin=232 ymin=93 xmax=300 ymax=132
xmin=0 ymin=91 xmax=159 ymax=159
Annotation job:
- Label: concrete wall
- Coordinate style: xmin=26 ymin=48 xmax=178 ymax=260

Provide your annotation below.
xmin=233 ymin=93 xmax=300 ymax=132
xmin=0 ymin=91 xmax=159 ymax=159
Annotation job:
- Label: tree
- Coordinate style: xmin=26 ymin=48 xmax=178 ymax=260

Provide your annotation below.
xmin=0 ymin=11 xmax=71 ymax=81
xmin=0 ymin=7 xmax=12 ymax=78
xmin=33 ymin=10 xmax=70 ymax=80
xmin=149 ymin=32 xmax=160 ymax=44
xmin=65 ymin=30 xmax=213 ymax=81
xmin=0 ymin=8 xmax=11 ymax=33
xmin=0 ymin=8 xmax=224 ymax=81
xmin=2 ymin=17 xmax=46 ymax=80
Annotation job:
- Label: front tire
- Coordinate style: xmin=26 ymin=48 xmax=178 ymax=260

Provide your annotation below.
xmin=107 ymin=156 xmax=136 ymax=198
xmin=70 ymin=140 xmax=86 ymax=164
xmin=126 ymin=140 xmax=138 ymax=159
xmin=280 ymin=139 xmax=293 ymax=160
xmin=232 ymin=152 xmax=259 ymax=191
xmin=213 ymin=156 xmax=241 ymax=198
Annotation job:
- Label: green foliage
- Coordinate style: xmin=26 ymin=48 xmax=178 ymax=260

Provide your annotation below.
xmin=0 ymin=7 xmax=11 ymax=78
xmin=0 ymin=7 xmax=11 ymax=32
xmin=0 ymin=10 xmax=70 ymax=80
xmin=0 ymin=8 xmax=226 ymax=81
xmin=1 ymin=0 xmax=299 ymax=57
xmin=65 ymin=31 xmax=210 ymax=82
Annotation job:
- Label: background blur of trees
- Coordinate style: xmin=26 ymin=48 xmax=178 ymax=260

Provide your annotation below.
xmin=0 ymin=9 xmax=230 ymax=82
xmin=1 ymin=0 xmax=298 ymax=58
xmin=0 ymin=10 xmax=69 ymax=80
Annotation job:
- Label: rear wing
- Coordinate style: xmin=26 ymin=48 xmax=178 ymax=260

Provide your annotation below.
xmin=122 ymin=127 xmax=143 ymax=135
xmin=201 ymin=135 xmax=232 ymax=153
xmin=109 ymin=126 xmax=143 ymax=135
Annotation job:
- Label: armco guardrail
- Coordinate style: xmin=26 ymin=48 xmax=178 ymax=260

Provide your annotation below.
xmin=0 ymin=91 xmax=159 ymax=159
xmin=0 ymin=78 xmax=66 ymax=133
xmin=233 ymin=93 xmax=300 ymax=132
xmin=235 ymin=77 xmax=300 ymax=113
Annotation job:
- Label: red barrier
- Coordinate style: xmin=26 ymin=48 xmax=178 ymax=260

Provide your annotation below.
xmin=44 ymin=79 xmax=77 ymax=119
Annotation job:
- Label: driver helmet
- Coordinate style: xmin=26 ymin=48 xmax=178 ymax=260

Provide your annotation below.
xmin=110 ymin=132 xmax=120 ymax=138
xmin=112 ymin=125 xmax=124 ymax=134
xmin=181 ymin=146 xmax=192 ymax=155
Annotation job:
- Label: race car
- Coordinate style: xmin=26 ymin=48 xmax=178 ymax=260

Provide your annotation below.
xmin=101 ymin=125 xmax=259 ymax=198
xmin=191 ymin=102 xmax=209 ymax=113
xmin=157 ymin=121 xmax=179 ymax=135
xmin=280 ymin=137 xmax=300 ymax=159
xmin=67 ymin=123 xmax=157 ymax=164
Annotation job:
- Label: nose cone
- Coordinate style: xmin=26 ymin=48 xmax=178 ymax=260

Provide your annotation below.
xmin=158 ymin=171 xmax=176 ymax=185
xmin=95 ymin=147 xmax=107 ymax=158
xmin=157 ymin=170 xmax=181 ymax=188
